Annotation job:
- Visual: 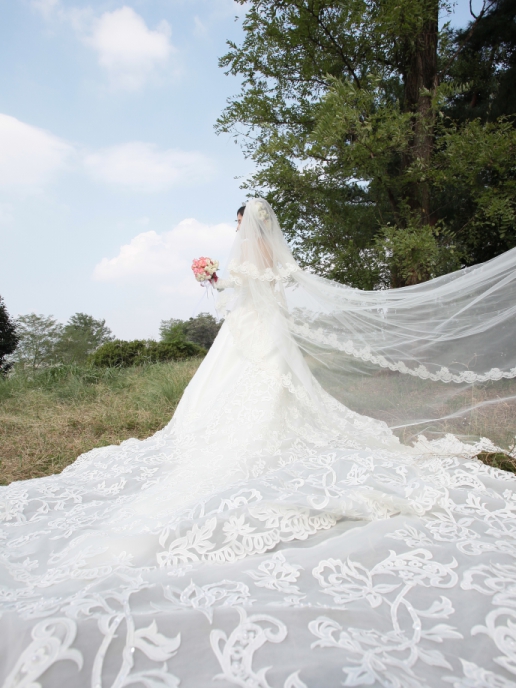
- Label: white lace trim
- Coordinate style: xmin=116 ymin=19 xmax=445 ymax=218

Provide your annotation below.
xmin=289 ymin=321 xmax=516 ymax=384
xmin=227 ymin=260 xmax=300 ymax=284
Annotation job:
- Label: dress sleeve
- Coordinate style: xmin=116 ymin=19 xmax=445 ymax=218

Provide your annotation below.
xmin=212 ymin=278 xmax=232 ymax=291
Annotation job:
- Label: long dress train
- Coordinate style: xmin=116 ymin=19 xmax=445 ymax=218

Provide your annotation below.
xmin=1 ymin=198 xmax=516 ymax=688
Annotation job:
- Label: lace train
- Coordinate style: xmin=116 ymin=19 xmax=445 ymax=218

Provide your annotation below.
xmin=2 ymin=444 xmax=516 ymax=687
xmin=1 ymin=299 xmax=515 ymax=687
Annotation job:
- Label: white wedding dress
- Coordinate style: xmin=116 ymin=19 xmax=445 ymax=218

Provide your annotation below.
xmin=2 ymin=199 xmax=516 ymax=688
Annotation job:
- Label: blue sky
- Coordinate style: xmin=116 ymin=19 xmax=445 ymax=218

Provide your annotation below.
xmin=1 ymin=0 xmax=477 ymax=339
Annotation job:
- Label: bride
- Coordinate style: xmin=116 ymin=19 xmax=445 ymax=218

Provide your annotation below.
xmin=1 ymin=198 xmax=516 ymax=688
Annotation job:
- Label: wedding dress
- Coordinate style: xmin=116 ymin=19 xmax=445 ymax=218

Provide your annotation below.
xmin=1 ymin=198 xmax=516 ymax=688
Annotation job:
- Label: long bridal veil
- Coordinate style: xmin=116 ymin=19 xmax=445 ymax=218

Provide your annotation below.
xmin=217 ymin=197 xmax=516 ymax=453
xmin=2 ymin=197 xmax=516 ymax=688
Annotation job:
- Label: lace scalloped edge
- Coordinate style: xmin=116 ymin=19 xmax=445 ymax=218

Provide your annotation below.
xmin=227 ymin=260 xmax=300 ymax=284
xmin=289 ymin=322 xmax=516 ymax=384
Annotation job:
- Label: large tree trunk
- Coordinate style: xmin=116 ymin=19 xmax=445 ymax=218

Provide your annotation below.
xmin=402 ymin=0 xmax=439 ymax=223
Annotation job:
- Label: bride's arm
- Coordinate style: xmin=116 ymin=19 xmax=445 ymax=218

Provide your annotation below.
xmin=210 ymin=275 xmax=231 ymax=290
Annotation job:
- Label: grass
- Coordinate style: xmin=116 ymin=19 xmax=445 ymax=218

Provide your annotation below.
xmin=312 ymin=361 xmax=516 ymax=473
xmin=1 ymin=359 xmax=514 ymax=486
xmin=358 ymin=373 xmax=516 ymax=453
xmin=0 ymin=360 xmax=201 ymax=485
xmin=476 ymin=451 xmax=516 ymax=473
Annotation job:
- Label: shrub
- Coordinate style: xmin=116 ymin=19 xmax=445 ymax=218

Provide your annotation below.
xmin=90 ymin=339 xmax=205 ymax=368
xmin=155 ymin=339 xmax=206 ymax=362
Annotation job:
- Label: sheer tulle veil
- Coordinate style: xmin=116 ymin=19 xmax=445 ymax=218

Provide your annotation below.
xmin=217 ymin=197 xmax=516 ymax=452
xmin=2 ymin=198 xmax=516 ymax=688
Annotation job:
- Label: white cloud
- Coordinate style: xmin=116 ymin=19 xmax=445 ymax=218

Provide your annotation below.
xmin=31 ymin=0 xmax=59 ymax=19
xmin=0 ymin=112 xmax=213 ymax=193
xmin=86 ymin=7 xmax=174 ymax=90
xmin=92 ymin=219 xmax=235 ymax=292
xmin=0 ymin=114 xmax=73 ymax=189
xmin=84 ymin=142 xmax=214 ymax=192
xmin=32 ymin=3 xmax=175 ymax=90
xmin=31 ymin=0 xmax=94 ymax=32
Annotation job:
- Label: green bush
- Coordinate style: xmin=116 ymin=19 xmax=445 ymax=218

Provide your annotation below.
xmin=89 ymin=339 xmax=205 ymax=368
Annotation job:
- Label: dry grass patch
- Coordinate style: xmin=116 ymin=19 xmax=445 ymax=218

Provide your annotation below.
xmin=1 ymin=358 xmax=514 ymax=485
xmin=316 ymin=365 xmax=516 ymax=466
xmin=0 ymin=360 xmax=200 ymax=485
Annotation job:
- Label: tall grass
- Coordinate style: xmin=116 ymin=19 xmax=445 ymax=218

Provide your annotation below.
xmin=0 ymin=360 xmax=201 ymax=485
xmin=1 ymin=358 xmax=514 ymax=486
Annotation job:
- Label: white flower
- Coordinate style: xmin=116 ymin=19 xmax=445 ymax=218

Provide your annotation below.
xmin=256 ymin=204 xmax=269 ymax=223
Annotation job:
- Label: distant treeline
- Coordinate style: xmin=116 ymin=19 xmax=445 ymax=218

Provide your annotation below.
xmin=0 ymin=295 xmax=221 ymax=373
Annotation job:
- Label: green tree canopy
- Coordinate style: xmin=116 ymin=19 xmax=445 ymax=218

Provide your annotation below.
xmin=55 ymin=313 xmax=114 ymax=364
xmin=0 ymin=296 xmax=18 ymax=375
xmin=160 ymin=313 xmax=222 ymax=350
xmin=446 ymin=0 xmax=516 ymax=124
xmin=159 ymin=318 xmax=187 ymax=342
xmin=13 ymin=314 xmax=63 ymax=370
xmin=217 ymin=0 xmax=515 ymax=288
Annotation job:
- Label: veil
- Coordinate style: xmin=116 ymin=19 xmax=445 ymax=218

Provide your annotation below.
xmin=216 ymin=198 xmax=516 ymax=453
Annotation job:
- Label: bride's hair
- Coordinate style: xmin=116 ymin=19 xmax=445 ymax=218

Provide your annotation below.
xmin=237 ymin=205 xmax=246 ymax=216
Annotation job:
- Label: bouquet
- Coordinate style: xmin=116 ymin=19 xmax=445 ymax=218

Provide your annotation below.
xmin=191 ymin=257 xmax=219 ymax=284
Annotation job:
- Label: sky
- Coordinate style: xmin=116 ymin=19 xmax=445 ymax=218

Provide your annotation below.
xmin=0 ymin=0 xmax=478 ymax=340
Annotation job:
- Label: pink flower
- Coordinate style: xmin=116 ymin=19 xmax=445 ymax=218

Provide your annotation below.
xmin=191 ymin=255 xmax=218 ymax=283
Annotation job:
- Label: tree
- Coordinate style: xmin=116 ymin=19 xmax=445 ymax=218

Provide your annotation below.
xmin=439 ymin=0 xmax=516 ymax=266
xmin=217 ymin=0 xmax=514 ymax=287
xmin=0 ymin=296 xmax=18 ymax=375
xmin=160 ymin=313 xmax=222 ymax=350
xmin=184 ymin=313 xmax=222 ymax=350
xmin=55 ymin=313 xmax=114 ymax=364
xmin=13 ymin=314 xmax=63 ymax=370
xmin=159 ymin=318 xmax=187 ymax=342
xmin=446 ymin=0 xmax=516 ymax=124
